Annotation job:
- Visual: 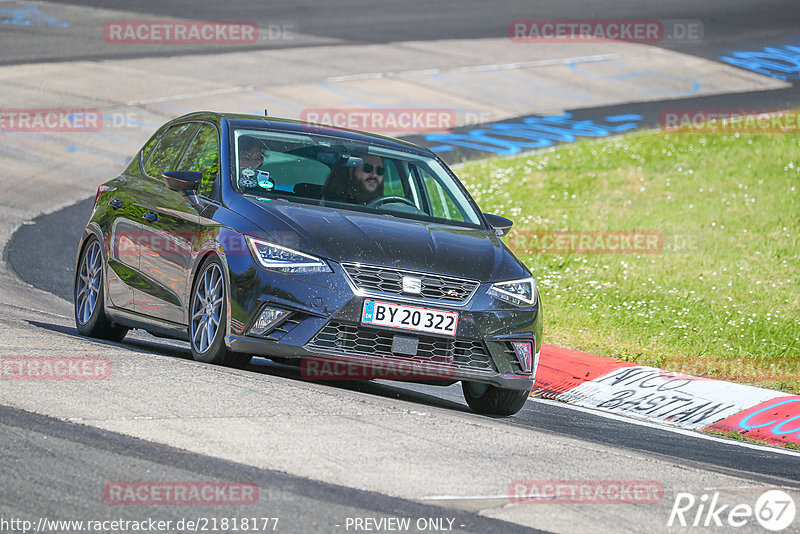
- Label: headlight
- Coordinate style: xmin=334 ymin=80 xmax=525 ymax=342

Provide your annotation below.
xmin=246 ymin=237 xmax=331 ymax=273
xmin=488 ymin=276 xmax=537 ymax=306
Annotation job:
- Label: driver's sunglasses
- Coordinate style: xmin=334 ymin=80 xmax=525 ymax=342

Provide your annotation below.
xmin=361 ymin=163 xmax=385 ymax=176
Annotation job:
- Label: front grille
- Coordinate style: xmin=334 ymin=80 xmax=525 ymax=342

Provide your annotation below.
xmin=342 ymin=263 xmax=479 ymax=305
xmin=305 ymin=322 xmax=496 ymax=374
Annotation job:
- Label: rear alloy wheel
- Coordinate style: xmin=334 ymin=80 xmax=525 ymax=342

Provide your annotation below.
xmin=461 ymin=381 xmax=530 ymax=416
xmin=74 ymin=238 xmax=128 ymax=341
xmin=189 ymin=258 xmax=251 ymax=368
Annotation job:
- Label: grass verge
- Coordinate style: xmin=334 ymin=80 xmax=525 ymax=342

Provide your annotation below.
xmin=457 ymin=127 xmax=800 ymax=393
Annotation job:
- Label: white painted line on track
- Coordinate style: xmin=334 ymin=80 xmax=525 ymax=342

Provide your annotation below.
xmin=0 ymin=301 xmax=70 ymax=320
xmin=419 ymin=494 xmax=510 ymax=501
xmin=530 ymin=397 xmax=800 ymax=458
xmin=124 ymin=86 xmax=255 ymax=106
xmin=326 ymin=53 xmax=622 ymax=82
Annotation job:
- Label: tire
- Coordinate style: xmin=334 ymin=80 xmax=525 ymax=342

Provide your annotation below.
xmin=461 ymin=381 xmax=530 ymax=416
xmin=189 ymin=257 xmax=251 ymax=368
xmin=74 ymin=237 xmax=128 ymax=342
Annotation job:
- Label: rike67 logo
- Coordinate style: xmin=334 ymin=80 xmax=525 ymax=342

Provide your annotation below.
xmin=668 ymin=489 xmax=796 ymax=531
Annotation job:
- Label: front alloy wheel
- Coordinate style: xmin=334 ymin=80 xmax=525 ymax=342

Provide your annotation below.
xmin=461 ymin=381 xmax=530 ymax=416
xmin=189 ymin=258 xmax=251 ymax=368
xmin=74 ymin=237 xmax=127 ymax=341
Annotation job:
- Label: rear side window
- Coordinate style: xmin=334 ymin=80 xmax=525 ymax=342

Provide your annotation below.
xmin=178 ymin=123 xmax=220 ymax=198
xmin=145 ymin=123 xmax=195 ymax=178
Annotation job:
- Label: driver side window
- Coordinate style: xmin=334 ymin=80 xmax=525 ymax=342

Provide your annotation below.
xmin=178 ymin=123 xmax=219 ymax=198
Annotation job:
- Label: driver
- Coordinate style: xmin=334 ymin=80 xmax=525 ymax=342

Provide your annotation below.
xmin=349 ymin=155 xmax=385 ymax=204
xmin=323 ymin=154 xmax=385 ymax=205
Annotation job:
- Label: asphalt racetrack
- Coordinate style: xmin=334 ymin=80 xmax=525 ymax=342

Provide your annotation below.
xmin=2 ymin=2 xmax=800 ymax=533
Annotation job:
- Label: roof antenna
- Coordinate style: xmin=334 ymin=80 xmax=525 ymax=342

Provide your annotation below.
xmin=264 ymin=109 xmax=269 ymax=116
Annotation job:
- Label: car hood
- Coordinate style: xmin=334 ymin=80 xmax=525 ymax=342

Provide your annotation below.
xmin=236 ymin=197 xmax=528 ymax=282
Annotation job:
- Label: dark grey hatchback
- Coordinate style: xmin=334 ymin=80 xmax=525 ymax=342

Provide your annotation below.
xmin=74 ymin=112 xmax=542 ymax=416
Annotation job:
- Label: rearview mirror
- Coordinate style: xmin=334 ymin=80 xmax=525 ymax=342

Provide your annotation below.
xmin=162 ymin=171 xmax=202 ymax=192
xmin=343 ymin=155 xmax=363 ymax=168
xmin=484 ymin=213 xmax=513 ymax=237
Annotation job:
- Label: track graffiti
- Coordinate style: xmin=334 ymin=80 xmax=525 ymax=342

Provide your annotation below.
xmin=720 ymin=44 xmax=800 ymax=81
xmin=425 ymin=112 xmax=642 ymax=156
xmin=0 ymin=5 xmax=69 ymax=28
xmin=569 ymin=60 xmax=701 ymax=97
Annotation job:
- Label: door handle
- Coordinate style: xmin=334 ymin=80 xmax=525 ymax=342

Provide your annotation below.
xmin=108 ymin=199 xmax=125 ymax=210
xmin=142 ymin=212 xmax=159 ymax=222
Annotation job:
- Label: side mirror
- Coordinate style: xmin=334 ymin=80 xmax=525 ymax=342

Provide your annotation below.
xmin=484 ymin=213 xmax=513 ymax=237
xmin=162 ymin=171 xmax=202 ymax=193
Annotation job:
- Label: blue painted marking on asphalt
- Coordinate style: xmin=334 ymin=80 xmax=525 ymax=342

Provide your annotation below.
xmin=4 ymin=131 xmax=56 ymax=143
xmin=101 ymin=114 xmax=154 ymax=129
xmin=720 ymin=44 xmax=800 ymax=81
xmin=0 ymin=143 xmax=110 ymax=176
xmin=431 ymin=71 xmax=545 ymax=108
xmin=318 ymin=83 xmax=386 ymax=107
xmin=605 ymin=114 xmax=644 ymax=122
xmin=491 ymin=70 xmax=595 ymax=103
xmin=4 ymin=130 xmax=134 ymax=162
xmin=160 ymin=103 xmax=193 ymax=114
xmin=254 ymin=92 xmax=304 ymax=112
xmin=0 ymin=5 xmax=68 ymax=27
xmin=66 ymin=145 xmax=128 ymax=164
xmin=92 ymin=131 xmax=148 ymax=147
xmin=425 ymin=112 xmax=644 ymax=155
xmin=569 ymin=60 xmax=700 ymax=96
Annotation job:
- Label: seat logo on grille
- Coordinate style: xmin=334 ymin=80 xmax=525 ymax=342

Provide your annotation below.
xmin=402 ymin=276 xmax=422 ymax=294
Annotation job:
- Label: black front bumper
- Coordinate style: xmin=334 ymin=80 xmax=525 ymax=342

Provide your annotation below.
xmin=224 ymin=260 xmax=541 ymax=391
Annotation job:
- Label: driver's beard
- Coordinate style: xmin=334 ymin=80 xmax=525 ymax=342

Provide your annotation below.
xmin=350 ymin=180 xmax=383 ymax=204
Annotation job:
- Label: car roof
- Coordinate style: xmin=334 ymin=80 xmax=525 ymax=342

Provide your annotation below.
xmin=171 ymin=111 xmax=434 ymax=157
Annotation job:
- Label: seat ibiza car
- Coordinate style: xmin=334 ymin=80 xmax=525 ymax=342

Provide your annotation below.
xmin=74 ymin=112 xmax=542 ymax=415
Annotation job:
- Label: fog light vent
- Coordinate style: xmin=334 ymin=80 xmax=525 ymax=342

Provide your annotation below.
xmin=511 ymin=341 xmax=533 ymax=374
xmin=248 ymin=306 xmax=291 ymax=337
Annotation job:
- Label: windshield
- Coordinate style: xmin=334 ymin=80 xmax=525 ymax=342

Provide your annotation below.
xmin=230 ymin=128 xmax=483 ymax=227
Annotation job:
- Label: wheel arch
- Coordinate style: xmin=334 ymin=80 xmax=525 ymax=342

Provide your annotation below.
xmin=75 ymin=223 xmax=110 ymax=309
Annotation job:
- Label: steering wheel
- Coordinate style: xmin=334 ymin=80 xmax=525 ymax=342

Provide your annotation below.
xmin=366 ymin=196 xmax=416 ymax=208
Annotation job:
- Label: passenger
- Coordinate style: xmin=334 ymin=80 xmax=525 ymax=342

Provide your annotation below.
xmin=323 ymin=154 xmax=385 ymax=205
xmin=238 ymin=136 xmax=265 ymax=170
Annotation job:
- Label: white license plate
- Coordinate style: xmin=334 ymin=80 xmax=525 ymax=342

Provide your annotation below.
xmin=361 ymin=300 xmax=458 ymax=336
